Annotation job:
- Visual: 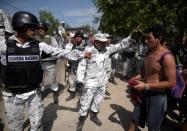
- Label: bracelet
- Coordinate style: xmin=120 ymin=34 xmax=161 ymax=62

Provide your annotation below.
xmin=144 ymin=83 xmax=150 ymax=90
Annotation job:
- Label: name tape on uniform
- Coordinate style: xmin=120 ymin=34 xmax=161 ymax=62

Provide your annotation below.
xmin=8 ymin=55 xmax=40 ymax=62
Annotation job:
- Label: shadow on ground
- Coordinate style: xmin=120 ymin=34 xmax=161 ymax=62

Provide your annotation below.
xmin=0 ymin=90 xmax=5 ymax=131
xmin=108 ymin=104 xmax=132 ymax=131
xmin=42 ymin=102 xmax=78 ymax=131
xmin=0 ymin=119 xmax=4 ymax=131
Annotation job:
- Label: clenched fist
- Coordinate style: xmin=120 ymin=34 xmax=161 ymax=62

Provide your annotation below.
xmin=84 ymin=52 xmax=92 ymax=59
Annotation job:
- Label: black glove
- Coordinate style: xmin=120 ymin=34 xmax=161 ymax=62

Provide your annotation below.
xmin=131 ymin=31 xmax=142 ymax=40
xmin=5 ymin=31 xmax=13 ymax=41
xmin=76 ymin=82 xmax=83 ymax=93
xmin=76 ymin=82 xmax=83 ymax=89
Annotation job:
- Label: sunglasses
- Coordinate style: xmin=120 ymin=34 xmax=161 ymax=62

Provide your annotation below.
xmin=25 ymin=24 xmax=37 ymax=31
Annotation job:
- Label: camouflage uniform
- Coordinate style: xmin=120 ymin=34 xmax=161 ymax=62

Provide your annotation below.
xmin=77 ymin=36 xmax=133 ymax=116
xmin=57 ymin=23 xmax=66 ymax=48
xmin=0 ymin=35 xmax=85 ymax=131
xmin=3 ymin=90 xmax=43 ymax=131
xmin=0 ymin=9 xmax=13 ymax=41
xmin=36 ymin=35 xmax=60 ymax=92
xmin=65 ymin=42 xmax=86 ymax=92
xmin=122 ymin=44 xmax=136 ymax=78
xmin=134 ymin=42 xmax=147 ymax=74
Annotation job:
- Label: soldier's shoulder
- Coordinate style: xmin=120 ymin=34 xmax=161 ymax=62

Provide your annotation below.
xmin=0 ymin=39 xmax=6 ymax=45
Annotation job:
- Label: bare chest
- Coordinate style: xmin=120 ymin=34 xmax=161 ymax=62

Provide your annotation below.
xmin=144 ymin=54 xmax=161 ymax=75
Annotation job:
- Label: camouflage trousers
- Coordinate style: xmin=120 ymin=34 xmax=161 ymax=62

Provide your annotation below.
xmin=3 ymin=90 xmax=44 ymax=131
xmin=67 ymin=70 xmax=77 ymax=92
xmin=42 ymin=62 xmax=58 ymax=92
xmin=79 ymin=85 xmax=106 ymax=116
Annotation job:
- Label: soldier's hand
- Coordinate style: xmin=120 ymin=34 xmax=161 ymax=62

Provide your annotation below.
xmin=76 ymin=82 xmax=84 ymax=93
xmin=130 ymin=25 xmax=142 ymax=40
xmin=5 ymin=32 xmax=13 ymax=41
xmin=84 ymin=52 xmax=92 ymax=59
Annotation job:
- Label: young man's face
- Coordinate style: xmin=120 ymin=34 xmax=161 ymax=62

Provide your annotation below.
xmin=144 ymin=32 xmax=158 ymax=49
xmin=74 ymin=36 xmax=83 ymax=45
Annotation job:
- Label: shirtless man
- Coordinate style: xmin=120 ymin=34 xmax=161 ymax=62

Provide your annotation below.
xmin=128 ymin=25 xmax=176 ymax=131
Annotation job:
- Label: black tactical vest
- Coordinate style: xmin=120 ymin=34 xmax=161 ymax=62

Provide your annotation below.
xmin=1 ymin=39 xmax=43 ymax=92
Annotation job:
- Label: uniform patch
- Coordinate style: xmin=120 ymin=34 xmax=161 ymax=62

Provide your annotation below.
xmin=8 ymin=55 xmax=40 ymax=62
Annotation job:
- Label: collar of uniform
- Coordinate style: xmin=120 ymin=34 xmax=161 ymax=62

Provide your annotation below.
xmin=9 ymin=35 xmax=34 ymax=48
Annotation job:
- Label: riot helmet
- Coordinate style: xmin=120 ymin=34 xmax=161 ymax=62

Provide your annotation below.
xmin=74 ymin=31 xmax=84 ymax=39
xmin=12 ymin=11 xmax=38 ymax=31
xmin=38 ymin=21 xmax=48 ymax=32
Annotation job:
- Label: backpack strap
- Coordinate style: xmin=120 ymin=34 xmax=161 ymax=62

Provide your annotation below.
xmin=158 ymin=52 xmax=172 ymax=66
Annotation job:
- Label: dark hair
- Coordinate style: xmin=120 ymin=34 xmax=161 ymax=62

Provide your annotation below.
xmin=144 ymin=24 xmax=165 ymax=44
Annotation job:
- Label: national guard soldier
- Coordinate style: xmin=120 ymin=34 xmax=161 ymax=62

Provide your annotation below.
xmin=65 ymin=31 xmax=86 ymax=101
xmin=0 ymin=9 xmax=13 ymax=78
xmin=76 ymin=33 xmax=135 ymax=131
xmin=57 ymin=21 xmax=66 ymax=48
xmin=134 ymin=41 xmax=147 ymax=74
xmin=0 ymin=9 xmax=13 ymax=41
xmin=36 ymin=21 xmax=60 ymax=104
xmin=107 ymin=34 xmax=118 ymax=84
xmin=0 ymin=11 xmax=91 ymax=131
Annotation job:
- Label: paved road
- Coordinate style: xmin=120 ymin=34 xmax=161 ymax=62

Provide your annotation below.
xmin=0 ymin=60 xmax=181 ymax=131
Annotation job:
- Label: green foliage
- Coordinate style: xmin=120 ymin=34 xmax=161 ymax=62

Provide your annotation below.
xmin=81 ymin=24 xmax=92 ymax=32
xmin=39 ymin=10 xmax=60 ymax=35
xmin=92 ymin=0 xmax=187 ymax=44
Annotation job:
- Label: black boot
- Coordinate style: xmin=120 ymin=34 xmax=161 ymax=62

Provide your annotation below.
xmin=112 ymin=79 xmax=117 ymax=85
xmin=105 ymin=90 xmax=111 ymax=96
xmin=65 ymin=92 xmax=76 ymax=101
xmin=90 ymin=111 xmax=102 ymax=126
xmin=53 ymin=91 xmax=59 ymax=104
xmin=77 ymin=116 xmax=86 ymax=131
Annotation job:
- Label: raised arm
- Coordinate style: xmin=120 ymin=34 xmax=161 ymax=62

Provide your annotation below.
xmin=108 ymin=35 xmax=135 ymax=55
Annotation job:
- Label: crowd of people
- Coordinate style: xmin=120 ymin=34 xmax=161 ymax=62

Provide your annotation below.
xmin=0 ymin=9 xmax=187 ymax=131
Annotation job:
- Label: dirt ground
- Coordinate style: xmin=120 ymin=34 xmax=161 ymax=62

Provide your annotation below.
xmin=0 ymin=60 xmax=181 ymax=131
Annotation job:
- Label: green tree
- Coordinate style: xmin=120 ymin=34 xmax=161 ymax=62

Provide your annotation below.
xmin=92 ymin=0 xmax=187 ymax=44
xmin=81 ymin=24 xmax=93 ymax=33
xmin=39 ymin=10 xmax=60 ymax=35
